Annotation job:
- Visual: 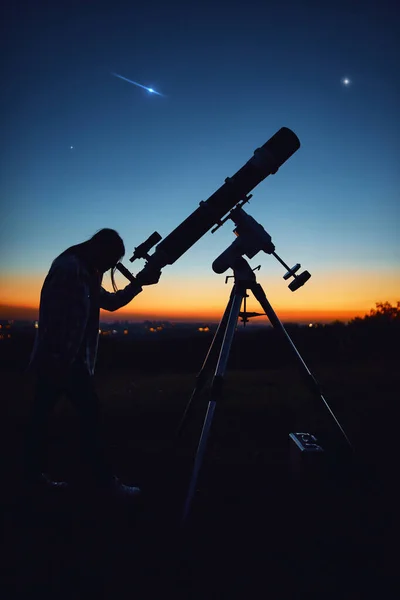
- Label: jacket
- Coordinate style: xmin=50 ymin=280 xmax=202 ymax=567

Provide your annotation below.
xmin=29 ymin=252 xmax=143 ymax=375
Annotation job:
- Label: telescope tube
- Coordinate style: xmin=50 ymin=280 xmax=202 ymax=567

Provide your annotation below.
xmin=138 ymin=127 xmax=300 ymax=276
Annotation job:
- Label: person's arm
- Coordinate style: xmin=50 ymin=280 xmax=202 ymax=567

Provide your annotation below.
xmin=99 ymin=268 xmax=162 ymax=312
xmin=99 ymin=281 xmax=143 ymax=312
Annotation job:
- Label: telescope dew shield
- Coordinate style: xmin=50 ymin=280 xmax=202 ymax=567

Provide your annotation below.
xmin=145 ymin=127 xmax=300 ymax=271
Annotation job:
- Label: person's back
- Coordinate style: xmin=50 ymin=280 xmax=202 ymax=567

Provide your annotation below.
xmin=30 ymin=252 xmax=96 ymax=375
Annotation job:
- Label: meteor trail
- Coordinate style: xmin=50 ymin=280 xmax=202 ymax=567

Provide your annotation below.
xmin=112 ymin=72 xmax=163 ymax=96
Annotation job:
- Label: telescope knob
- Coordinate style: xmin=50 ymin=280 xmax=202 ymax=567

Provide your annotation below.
xmin=288 ymin=270 xmax=311 ymax=291
xmin=283 ymin=263 xmax=301 ymax=280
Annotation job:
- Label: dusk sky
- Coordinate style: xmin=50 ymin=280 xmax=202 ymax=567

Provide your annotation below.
xmin=1 ymin=0 xmax=399 ymax=323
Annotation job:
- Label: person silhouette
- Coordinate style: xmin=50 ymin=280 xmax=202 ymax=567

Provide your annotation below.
xmin=24 ymin=228 xmax=160 ymax=498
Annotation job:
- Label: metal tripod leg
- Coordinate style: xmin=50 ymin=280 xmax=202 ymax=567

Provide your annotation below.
xmin=181 ymin=288 xmax=245 ymax=524
xmin=250 ymin=281 xmax=352 ymax=450
xmin=176 ymin=287 xmax=236 ymax=438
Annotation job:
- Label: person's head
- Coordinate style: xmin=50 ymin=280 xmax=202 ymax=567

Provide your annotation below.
xmin=87 ymin=228 xmax=125 ymax=273
xmin=59 ymin=228 xmax=125 ymax=291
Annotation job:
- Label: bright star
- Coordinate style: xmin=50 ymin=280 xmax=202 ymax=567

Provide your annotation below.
xmin=341 ymin=77 xmax=351 ymax=86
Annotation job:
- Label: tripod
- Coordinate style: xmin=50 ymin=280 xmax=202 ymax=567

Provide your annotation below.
xmin=179 ymin=256 xmax=352 ymax=524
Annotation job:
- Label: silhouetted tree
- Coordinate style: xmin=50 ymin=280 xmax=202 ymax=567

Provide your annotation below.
xmin=350 ymin=301 xmax=400 ymax=326
xmin=368 ymin=301 xmax=400 ymax=321
xmin=346 ymin=301 xmax=400 ymax=360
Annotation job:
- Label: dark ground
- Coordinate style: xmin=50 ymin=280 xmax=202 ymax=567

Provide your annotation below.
xmin=0 ymin=329 xmax=398 ymax=598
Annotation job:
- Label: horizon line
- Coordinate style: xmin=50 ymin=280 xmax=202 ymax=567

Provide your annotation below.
xmin=0 ymin=303 xmax=370 ymax=325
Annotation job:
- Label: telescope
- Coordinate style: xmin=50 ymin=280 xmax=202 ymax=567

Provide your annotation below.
xmin=116 ymin=126 xmax=300 ymax=284
xmin=114 ymin=127 xmax=353 ymax=525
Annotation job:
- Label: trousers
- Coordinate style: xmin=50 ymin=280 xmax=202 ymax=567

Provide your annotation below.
xmin=24 ymin=358 xmax=113 ymax=484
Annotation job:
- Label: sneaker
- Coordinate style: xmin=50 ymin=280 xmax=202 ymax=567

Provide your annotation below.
xmin=106 ymin=476 xmax=142 ymax=500
xmin=58 ymin=475 xmax=141 ymax=501
xmin=25 ymin=472 xmax=69 ymax=490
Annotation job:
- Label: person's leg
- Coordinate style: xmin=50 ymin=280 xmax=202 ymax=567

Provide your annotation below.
xmin=65 ymin=360 xmax=113 ymax=486
xmin=24 ymin=376 xmax=62 ymax=481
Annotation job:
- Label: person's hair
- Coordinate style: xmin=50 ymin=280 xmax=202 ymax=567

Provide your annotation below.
xmin=90 ymin=229 xmax=125 ymax=291
xmin=58 ymin=228 xmax=125 ymax=291
xmin=110 ymin=267 xmax=119 ymax=292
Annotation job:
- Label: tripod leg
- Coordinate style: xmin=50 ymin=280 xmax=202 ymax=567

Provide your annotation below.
xmin=182 ymin=290 xmax=244 ymax=524
xmin=251 ymin=282 xmax=352 ymax=450
xmin=176 ymin=287 xmax=236 ymax=438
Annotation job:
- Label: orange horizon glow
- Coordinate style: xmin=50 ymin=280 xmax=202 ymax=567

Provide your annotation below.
xmin=1 ymin=268 xmax=399 ymax=324
xmin=0 ymin=303 xmax=392 ymax=325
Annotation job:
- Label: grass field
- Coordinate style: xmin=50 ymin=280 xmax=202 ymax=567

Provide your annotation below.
xmin=1 ymin=351 xmax=398 ymax=598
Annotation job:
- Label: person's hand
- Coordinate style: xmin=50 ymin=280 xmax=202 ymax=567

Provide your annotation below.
xmin=136 ymin=269 xmax=162 ymax=286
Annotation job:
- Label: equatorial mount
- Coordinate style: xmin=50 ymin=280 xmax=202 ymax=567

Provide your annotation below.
xmin=212 ymin=206 xmax=311 ymax=292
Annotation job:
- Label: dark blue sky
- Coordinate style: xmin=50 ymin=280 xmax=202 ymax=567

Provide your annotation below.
xmin=1 ymin=0 xmax=399 ymax=320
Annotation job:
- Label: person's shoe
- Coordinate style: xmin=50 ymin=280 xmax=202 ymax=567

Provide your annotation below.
xmin=67 ymin=475 xmax=141 ymax=502
xmin=104 ymin=476 xmax=142 ymax=500
xmin=25 ymin=472 xmax=68 ymax=490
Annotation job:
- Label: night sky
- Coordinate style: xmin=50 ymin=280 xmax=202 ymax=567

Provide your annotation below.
xmin=1 ymin=0 xmax=399 ymax=322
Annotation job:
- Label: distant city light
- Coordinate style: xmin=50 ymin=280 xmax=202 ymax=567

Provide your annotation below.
xmin=308 ymin=323 xmax=313 ymax=328
xmin=34 ymin=321 xmax=39 ymax=329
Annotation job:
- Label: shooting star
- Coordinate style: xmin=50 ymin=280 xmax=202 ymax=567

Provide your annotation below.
xmin=112 ymin=72 xmax=163 ymax=96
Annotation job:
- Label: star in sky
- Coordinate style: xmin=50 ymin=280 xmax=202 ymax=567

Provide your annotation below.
xmin=341 ymin=77 xmax=351 ymax=86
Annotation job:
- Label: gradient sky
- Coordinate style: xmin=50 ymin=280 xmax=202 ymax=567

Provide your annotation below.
xmin=1 ymin=0 xmax=399 ymax=323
